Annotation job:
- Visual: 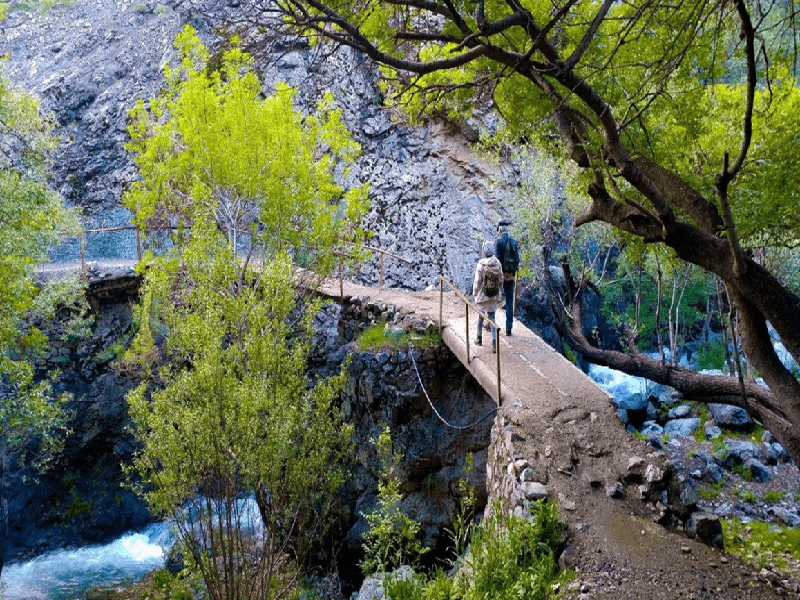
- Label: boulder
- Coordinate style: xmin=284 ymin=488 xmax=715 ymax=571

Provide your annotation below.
xmin=667 ymin=404 xmax=691 ymax=419
xmin=664 ymin=418 xmax=700 ymax=437
xmin=708 ymin=403 xmax=754 ymax=430
xmin=743 ymin=458 xmax=773 ymax=483
xmin=687 ymin=512 xmax=724 ymax=549
xmin=639 ymin=421 xmax=664 ymax=436
xmin=720 ymin=441 xmax=758 ymax=467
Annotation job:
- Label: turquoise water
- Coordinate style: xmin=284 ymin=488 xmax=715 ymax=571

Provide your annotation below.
xmin=0 ymin=523 xmax=170 ymax=599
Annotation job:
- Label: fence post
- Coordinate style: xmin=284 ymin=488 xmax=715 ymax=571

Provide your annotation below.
xmin=379 ymin=253 xmax=384 ymax=289
xmin=439 ymin=276 xmax=443 ymax=336
xmin=80 ymin=230 xmax=87 ymax=282
xmin=496 ymin=324 xmax=502 ymax=406
xmin=465 ymin=303 xmax=470 ymax=363
xmin=339 ymin=260 xmax=344 ymax=303
xmin=136 ymin=227 xmax=142 ymax=261
xmin=512 ymin=270 xmax=518 ymax=323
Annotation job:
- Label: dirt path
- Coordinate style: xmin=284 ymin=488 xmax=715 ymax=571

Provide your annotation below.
xmin=320 ymin=279 xmax=787 ymax=600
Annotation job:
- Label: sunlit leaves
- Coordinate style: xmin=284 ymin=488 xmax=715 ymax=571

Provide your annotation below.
xmin=124 ymin=25 xmax=369 ymax=280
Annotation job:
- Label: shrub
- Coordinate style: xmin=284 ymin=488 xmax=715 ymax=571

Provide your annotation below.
xmin=381 ymin=499 xmax=567 ymax=600
xmin=763 ymin=490 xmax=785 ymax=503
xmin=357 ymin=320 xmax=441 ymax=351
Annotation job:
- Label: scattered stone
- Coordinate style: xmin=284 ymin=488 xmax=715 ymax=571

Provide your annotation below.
xmin=605 ymin=482 xmax=626 ymax=499
xmin=521 ymin=481 xmax=548 ymax=500
xmin=743 ymin=458 xmax=773 ymax=483
xmin=668 ymin=404 xmax=692 ymax=419
xmin=703 ymin=425 xmax=722 ymax=440
xmin=624 ymin=456 xmax=646 ymax=483
xmin=708 ymin=403 xmax=754 ymax=430
xmin=520 ymin=467 xmax=535 ymax=482
xmin=687 ymin=511 xmax=724 ymax=549
xmin=721 ymin=441 xmax=759 ymax=467
xmin=664 ymin=418 xmax=700 ymax=437
xmin=640 ymin=421 xmax=664 ymax=436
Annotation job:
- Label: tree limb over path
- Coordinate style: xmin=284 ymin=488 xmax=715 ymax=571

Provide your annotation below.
xmin=226 ymin=0 xmax=800 ymax=463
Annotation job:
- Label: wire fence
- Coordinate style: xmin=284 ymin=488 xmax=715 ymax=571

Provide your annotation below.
xmin=46 ymin=225 xmax=411 ymax=294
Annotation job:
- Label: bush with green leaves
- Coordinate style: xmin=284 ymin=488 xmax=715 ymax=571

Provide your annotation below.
xmin=361 ymin=427 xmax=428 ymax=575
xmin=383 ymin=499 xmax=566 ymax=600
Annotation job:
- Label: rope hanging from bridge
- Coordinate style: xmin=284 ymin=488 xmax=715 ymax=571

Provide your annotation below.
xmin=408 ymin=342 xmax=499 ymax=430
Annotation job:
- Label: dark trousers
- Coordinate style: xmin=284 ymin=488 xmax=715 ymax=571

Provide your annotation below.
xmin=477 ymin=311 xmax=498 ymax=346
xmin=503 ymin=278 xmax=515 ymax=333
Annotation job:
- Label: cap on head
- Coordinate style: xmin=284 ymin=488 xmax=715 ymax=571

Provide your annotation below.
xmin=497 ymin=220 xmax=509 ymax=233
xmin=482 ymin=239 xmax=494 ymax=258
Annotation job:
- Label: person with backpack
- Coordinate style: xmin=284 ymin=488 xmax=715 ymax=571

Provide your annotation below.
xmin=494 ymin=220 xmax=520 ymax=336
xmin=472 ymin=239 xmax=503 ymax=352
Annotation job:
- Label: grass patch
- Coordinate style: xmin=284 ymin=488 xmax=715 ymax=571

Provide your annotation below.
xmin=736 ymin=488 xmax=758 ymax=502
xmin=763 ymin=490 xmax=786 ymax=503
xmin=357 ymin=320 xmax=440 ymax=351
xmin=723 ymin=519 xmax=800 ymax=572
xmin=732 ymin=464 xmax=753 ymax=482
xmin=699 ymin=481 xmax=724 ymax=500
xmin=692 ymin=403 xmax=710 ymax=443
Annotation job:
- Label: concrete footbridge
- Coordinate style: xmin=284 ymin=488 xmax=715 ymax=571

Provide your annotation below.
xmin=34 ymin=260 xmax=782 ymax=599
xmin=315 ymin=275 xmax=781 ymax=600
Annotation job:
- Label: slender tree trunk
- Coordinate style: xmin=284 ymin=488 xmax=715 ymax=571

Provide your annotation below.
xmin=0 ymin=433 xmax=7 ymax=579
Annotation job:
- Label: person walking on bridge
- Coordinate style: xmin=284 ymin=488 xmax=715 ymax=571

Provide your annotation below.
xmin=494 ymin=220 xmax=520 ymax=336
xmin=472 ymin=240 xmax=503 ymax=353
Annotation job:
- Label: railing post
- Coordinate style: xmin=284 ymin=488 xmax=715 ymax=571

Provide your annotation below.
xmin=379 ymin=253 xmax=384 ymax=289
xmin=439 ymin=275 xmax=443 ymax=336
xmin=465 ymin=302 xmax=470 ymax=363
xmin=80 ymin=230 xmax=87 ymax=282
xmin=496 ymin=324 xmax=502 ymax=406
xmin=513 ymin=270 xmax=518 ymax=322
xmin=339 ymin=260 xmax=344 ymax=303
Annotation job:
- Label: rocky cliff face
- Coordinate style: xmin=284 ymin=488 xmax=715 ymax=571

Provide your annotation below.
xmin=1 ymin=0 xmax=515 ymax=291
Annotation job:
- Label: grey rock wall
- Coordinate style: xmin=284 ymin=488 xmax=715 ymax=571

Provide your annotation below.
xmin=1 ymin=0 xmax=517 ymax=291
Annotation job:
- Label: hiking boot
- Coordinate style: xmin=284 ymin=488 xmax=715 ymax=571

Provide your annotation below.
xmin=492 ymin=344 xmax=496 ymax=353
xmin=474 ymin=338 xmax=482 ymax=346
xmin=506 ymin=329 xmax=512 ymax=336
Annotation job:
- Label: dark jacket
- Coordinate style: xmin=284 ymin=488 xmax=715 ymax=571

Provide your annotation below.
xmin=495 ymin=232 xmax=517 ymax=280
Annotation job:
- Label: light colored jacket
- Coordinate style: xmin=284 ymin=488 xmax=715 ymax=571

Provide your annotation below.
xmin=472 ymin=256 xmax=503 ymax=312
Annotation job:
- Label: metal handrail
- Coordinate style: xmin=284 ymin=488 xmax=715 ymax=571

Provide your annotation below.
xmin=439 ymin=274 xmax=502 ymax=405
xmin=60 ymin=225 xmax=411 ymax=289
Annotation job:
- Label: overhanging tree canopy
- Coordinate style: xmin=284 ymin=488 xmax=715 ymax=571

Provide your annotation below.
xmin=227 ymin=0 xmax=800 ymax=461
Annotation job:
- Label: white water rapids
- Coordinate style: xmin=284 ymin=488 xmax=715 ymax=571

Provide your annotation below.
xmin=0 ymin=522 xmax=171 ymax=599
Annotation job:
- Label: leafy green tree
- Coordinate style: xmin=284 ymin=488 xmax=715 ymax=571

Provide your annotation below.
xmin=241 ymin=0 xmax=800 ymax=462
xmin=0 ymin=56 xmax=79 ymax=576
xmin=125 ymin=26 xmax=369 ymax=285
xmin=124 ymin=29 xmax=366 ymax=600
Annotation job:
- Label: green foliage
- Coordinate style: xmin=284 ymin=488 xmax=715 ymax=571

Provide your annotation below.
xmin=124 ymin=29 xmax=365 ymax=600
xmin=384 ymin=499 xmax=566 ymax=600
xmin=357 ymin=321 xmax=441 ymax=351
xmin=763 ymin=490 xmax=785 ymax=504
xmin=445 ymin=454 xmax=476 ymax=562
xmin=0 ymin=59 xmax=77 ymax=574
xmin=698 ymin=482 xmax=723 ymax=501
xmin=124 ymin=26 xmax=369 ymax=282
xmin=723 ymin=519 xmax=800 ymax=573
xmin=462 ymin=500 xmax=562 ymax=600
xmin=697 ymin=341 xmax=727 ymax=371
xmin=65 ymin=496 xmax=91 ymax=520
xmin=735 ymin=487 xmax=757 ymax=501
xmin=361 ymin=426 xmax=428 ymax=575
